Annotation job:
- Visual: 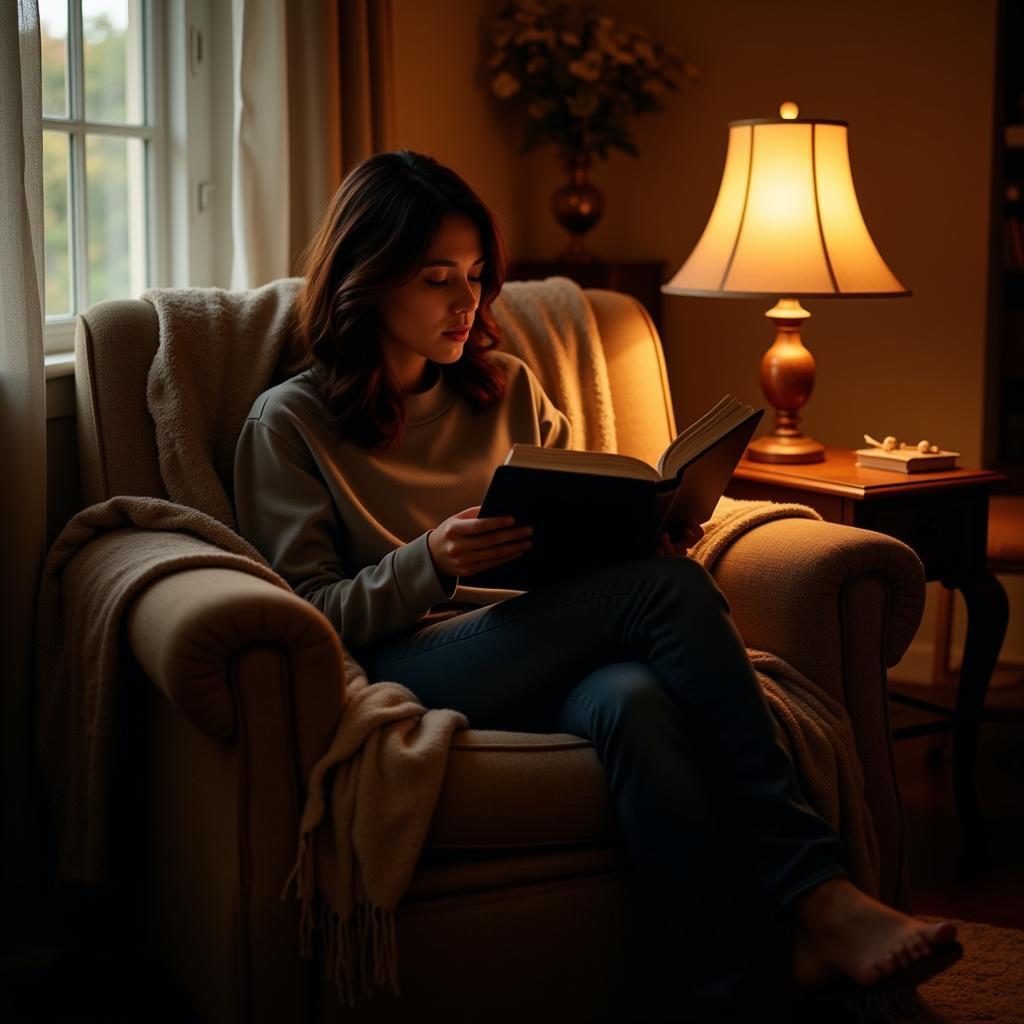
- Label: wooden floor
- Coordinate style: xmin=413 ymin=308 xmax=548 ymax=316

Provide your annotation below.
xmin=891 ymin=678 xmax=1024 ymax=930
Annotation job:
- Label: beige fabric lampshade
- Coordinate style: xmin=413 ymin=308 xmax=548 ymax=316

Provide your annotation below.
xmin=663 ymin=118 xmax=909 ymax=298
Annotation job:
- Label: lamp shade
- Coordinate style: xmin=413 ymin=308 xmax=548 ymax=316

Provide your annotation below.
xmin=662 ymin=117 xmax=909 ymax=299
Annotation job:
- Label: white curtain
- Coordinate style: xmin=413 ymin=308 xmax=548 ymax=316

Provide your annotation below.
xmin=229 ymin=0 xmax=367 ymax=288
xmin=230 ymin=0 xmax=291 ymax=288
xmin=0 ymin=0 xmax=47 ymax=943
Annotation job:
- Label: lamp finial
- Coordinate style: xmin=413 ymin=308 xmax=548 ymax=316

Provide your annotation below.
xmin=779 ymin=101 xmax=799 ymax=119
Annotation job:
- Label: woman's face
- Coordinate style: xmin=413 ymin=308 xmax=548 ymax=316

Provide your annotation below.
xmin=377 ymin=213 xmax=484 ymax=394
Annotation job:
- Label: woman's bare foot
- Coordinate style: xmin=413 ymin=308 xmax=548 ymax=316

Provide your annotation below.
xmin=792 ymin=877 xmax=959 ymax=989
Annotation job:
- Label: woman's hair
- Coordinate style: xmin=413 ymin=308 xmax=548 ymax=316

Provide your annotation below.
xmin=294 ymin=150 xmax=508 ymax=448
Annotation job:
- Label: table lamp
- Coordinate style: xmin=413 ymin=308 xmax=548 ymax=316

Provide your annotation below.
xmin=662 ymin=102 xmax=909 ymax=463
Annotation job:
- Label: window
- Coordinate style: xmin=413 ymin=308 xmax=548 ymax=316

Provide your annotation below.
xmin=40 ymin=0 xmax=162 ymax=354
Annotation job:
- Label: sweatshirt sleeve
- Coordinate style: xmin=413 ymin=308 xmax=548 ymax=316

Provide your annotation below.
xmin=536 ymin=380 xmax=573 ymax=451
xmin=233 ymin=416 xmax=457 ymax=649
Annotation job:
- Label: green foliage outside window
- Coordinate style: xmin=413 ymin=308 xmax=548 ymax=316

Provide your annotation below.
xmin=41 ymin=6 xmax=144 ymax=317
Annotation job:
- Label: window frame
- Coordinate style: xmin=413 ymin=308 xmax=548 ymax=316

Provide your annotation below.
xmin=41 ymin=0 xmax=168 ymax=356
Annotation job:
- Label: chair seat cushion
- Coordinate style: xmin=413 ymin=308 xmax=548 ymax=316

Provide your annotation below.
xmin=424 ymin=730 xmax=618 ymax=850
xmin=989 ymin=496 xmax=1024 ymax=570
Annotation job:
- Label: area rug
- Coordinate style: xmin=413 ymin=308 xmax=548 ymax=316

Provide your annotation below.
xmin=909 ymin=917 xmax=1024 ymax=1023
xmin=807 ymin=917 xmax=1024 ymax=1023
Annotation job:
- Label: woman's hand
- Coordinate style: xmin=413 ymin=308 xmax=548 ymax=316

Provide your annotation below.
xmin=427 ymin=506 xmax=533 ymax=579
xmin=657 ymin=521 xmax=704 ymax=559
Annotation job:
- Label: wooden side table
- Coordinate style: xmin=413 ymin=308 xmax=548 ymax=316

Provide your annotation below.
xmin=506 ymin=259 xmax=665 ymax=333
xmin=725 ymin=447 xmax=1009 ymax=858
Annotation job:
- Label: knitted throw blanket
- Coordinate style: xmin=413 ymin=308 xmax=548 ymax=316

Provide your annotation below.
xmin=144 ymin=277 xmax=304 ymax=529
xmin=35 ymin=497 xmax=286 ymax=879
xmin=492 ymin=276 xmax=618 ymax=453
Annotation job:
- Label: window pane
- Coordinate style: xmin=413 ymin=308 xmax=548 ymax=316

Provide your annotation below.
xmin=83 ymin=0 xmax=145 ymax=124
xmin=86 ymin=134 xmax=147 ymax=304
xmin=43 ymin=130 xmax=73 ymax=317
xmin=40 ymin=0 xmax=69 ymax=118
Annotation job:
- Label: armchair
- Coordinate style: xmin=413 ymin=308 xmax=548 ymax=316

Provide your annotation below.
xmin=72 ymin=288 xmax=922 ymax=1023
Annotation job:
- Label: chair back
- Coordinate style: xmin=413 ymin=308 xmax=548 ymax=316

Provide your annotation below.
xmin=74 ymin=288 xmax=676 ymax=506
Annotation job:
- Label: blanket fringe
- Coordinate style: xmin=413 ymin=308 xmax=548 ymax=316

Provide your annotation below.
xmin=318 ymin=901 xmax=400 ymax=1007
xmin=283 ymin=837 xmax=399 ymax=1008
xmin=281 ymin=832 xmax=314 ymax=957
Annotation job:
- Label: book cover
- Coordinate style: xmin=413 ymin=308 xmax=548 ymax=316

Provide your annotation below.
xmin=470 ymin=401 xmax=762 ymax=589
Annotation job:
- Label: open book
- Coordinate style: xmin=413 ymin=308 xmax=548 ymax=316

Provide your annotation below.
xmin=471 ymin=396 xmax=763 ymax=589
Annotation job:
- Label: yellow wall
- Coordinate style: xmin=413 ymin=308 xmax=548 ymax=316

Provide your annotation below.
xmin=392 ymin=0 xmax=997 ymax=461
xmin=387 ymin=0 xmax=1020 ymax=675
xmin=598 ymin=0 xmax=997 ymax=470
xmin=46 ymin=0 xmax=1017 ymax=675
xmin=391 ymin=0 xmax=524 ymax=253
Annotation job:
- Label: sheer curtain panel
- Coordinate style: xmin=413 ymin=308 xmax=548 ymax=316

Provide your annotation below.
xmin=228 ymin=0 xmax=391 ymax=289
xmin=0 ymin=0 xmax=48 ymax=952
xmin=230 ymin=0 xmax=291 ymax=288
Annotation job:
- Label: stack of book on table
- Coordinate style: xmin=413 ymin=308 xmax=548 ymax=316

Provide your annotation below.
xmin=854 ymin=447 xmax=960 ymax=473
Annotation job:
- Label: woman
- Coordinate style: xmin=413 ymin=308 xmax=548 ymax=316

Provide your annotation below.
xmin=233 ymin=150 xmax=960 ymax=1022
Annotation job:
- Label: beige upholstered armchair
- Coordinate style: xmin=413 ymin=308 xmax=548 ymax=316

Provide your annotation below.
xmin=72 ymin=288 xmax=923 ymax=1024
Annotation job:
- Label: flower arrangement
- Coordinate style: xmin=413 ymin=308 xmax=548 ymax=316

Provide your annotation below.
xmin=487 ymin=0 xmax=696 ymax=162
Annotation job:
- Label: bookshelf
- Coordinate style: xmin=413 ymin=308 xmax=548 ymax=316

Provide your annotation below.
xmin=991 ymin=0 xmax=1024 ymax=492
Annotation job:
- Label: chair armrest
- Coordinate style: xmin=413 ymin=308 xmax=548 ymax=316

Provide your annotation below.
xmin=126 ymin=565 xmax=346 ymax=751
xmin=128 ymin=565 xmax=342 ymax=1023
xmin=710 ymin=517 xmax=925 ymax=700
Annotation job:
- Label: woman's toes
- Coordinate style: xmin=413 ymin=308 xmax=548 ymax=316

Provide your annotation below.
xmin=909 ymin=935 xmax=930 ymax=960
xmin=889 ymin=942 xmax=910 ymax=969
xmin=877 ymin=951 xmax=897 ymax=978
xmin=926 ymin=920 xmax=957 ymax=946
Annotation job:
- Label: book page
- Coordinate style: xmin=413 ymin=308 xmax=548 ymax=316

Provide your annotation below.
xmin=657 ymin=397 xmax=758 ymax=480
xmin=656 ymin=409 xmax=764 ymax=530
xmin=504 ymin=444 xmax=660 ymax=482
xmin=656 ymin=397 xmax=739 ymax=478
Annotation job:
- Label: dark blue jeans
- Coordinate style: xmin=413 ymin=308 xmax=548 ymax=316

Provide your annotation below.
xmin=353 ymin=555 xmax=848 ymax=1021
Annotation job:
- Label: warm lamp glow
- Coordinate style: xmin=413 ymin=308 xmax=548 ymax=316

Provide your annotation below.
xmin=662 ymin=111 xmax=909 ymax=464
xmin=662 ymin=118 xmax=908 ymax=299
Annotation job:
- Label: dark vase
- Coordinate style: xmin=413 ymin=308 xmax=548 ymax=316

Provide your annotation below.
xmin=551 ymin=153 xmax=605 ymax=263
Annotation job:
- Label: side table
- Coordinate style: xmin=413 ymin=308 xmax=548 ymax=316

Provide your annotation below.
xmin=725 ymin=447 xmax=1009 ymax=858
xmin=506 ymin=259 xmax=665 ymax=333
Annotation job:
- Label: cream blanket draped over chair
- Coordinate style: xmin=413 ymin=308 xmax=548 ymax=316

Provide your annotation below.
xmin=36 ymin=276 xmax=878 ymax=1009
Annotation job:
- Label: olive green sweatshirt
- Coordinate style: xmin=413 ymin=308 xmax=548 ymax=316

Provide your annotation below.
xmin=233 ymin=351 xmax=572 ymax=650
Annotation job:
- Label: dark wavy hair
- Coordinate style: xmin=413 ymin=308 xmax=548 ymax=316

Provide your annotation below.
xmin=293 ymin=150 xmax=508 ymax=448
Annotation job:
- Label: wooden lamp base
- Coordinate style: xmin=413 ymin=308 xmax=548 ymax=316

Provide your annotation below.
xmin=745 ymin=298 xmax=825 ymax=464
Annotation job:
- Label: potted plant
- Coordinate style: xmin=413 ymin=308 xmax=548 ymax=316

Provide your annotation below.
xmin=487 ymin=0 xmax=697 ymax=260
